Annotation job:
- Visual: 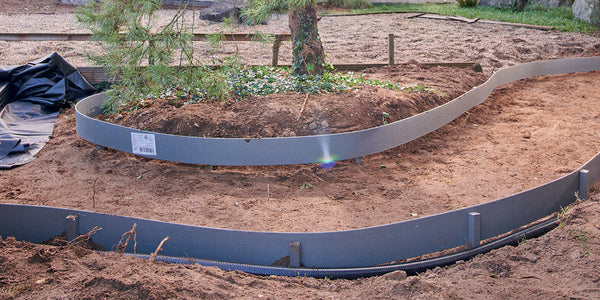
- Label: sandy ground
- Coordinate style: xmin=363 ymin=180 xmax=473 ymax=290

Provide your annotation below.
xmin=1 ymin=198 xmax=599 ymax=299
xmin=1 ymin=1 xmax=600 ymax=71
xmin=2 ymin=0 xmax=600 ymax=298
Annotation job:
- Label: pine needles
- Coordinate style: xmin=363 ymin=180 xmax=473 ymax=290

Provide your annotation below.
xmin=76 ymin=0 xmax=210 ymax=113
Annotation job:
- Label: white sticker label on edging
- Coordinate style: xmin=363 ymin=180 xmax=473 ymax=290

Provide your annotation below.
xmin=131 ymin=132 xmax=157 ymax=156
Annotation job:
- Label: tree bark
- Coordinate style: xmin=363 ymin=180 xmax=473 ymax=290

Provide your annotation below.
xmin=288 ymin=1 xmax=325 ymax=76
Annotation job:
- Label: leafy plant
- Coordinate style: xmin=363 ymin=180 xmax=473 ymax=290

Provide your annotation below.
xmin=301 ymin=182 xmax=317 ymax=189
xmin=568 ymin=228 xmax=589 ymax=242
xmin=574 ymin=191 xmax=583 ymax=202
xmin=557 ymin=205 xmax=570 ymax=226
xmin=382 ymin=112 xmax=390 ymax=125
xmin=517 ymin=235 xmax=528 ymax=246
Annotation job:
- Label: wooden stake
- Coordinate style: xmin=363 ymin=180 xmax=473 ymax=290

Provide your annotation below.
xmin=91 ymin=179 xmax=97 ymax=209
xmin=388 ymin=34 xmax=395 ymax=66
xmin=298 ymin=93 xmax=310 ymax=119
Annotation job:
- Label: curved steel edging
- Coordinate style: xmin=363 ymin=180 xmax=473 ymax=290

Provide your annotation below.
xmin=130 ymin=216 xmax=558 ymax=279
xmin=75 ymin=57 xmax=600 ymax=166
xmin=0 ymin=57 xmax=598 ymax=276
xmin=0 ymin=151 xmax=598 ymax=269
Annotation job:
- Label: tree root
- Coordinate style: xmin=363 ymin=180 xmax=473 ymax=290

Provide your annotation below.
xmin=117 ymin=223 xmax=137 ymax=255
xmin=150 ymin=236 xmax=169 ymax=263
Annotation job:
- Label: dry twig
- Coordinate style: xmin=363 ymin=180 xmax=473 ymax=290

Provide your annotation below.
xmin=298 ymin=93 xmax=310 ymax=119
xmin=91 ymin=179 xmax=98 ymax=209
xmin=117 ymin=223 xmax=137 ymax=255
xmin=149 ymin=236 xmax=169 ymax=262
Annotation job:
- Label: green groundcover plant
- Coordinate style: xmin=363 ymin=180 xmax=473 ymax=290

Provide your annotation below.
xmin=323 ymin=3 xmax=597 ymax=33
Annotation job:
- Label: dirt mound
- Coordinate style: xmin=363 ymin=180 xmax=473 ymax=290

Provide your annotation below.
xmin=111 ymin=64 xmax=486 ymax=138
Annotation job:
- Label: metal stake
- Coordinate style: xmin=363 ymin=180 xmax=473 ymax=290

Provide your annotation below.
xmin=65 ymin=215 xmax=79 ymax=241
xmin=579 ymin=169 xmax=589 ymax=200
xmin=290 ymin=242 xmax=301 ymax=268
xmin=468 ymin=212 xmax=480 ymax=248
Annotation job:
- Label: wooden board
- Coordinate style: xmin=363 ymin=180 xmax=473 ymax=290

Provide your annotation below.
xmin=447 ymin=15 xmax=480 ymax=24
xmin=0 ymin=33 xmax=291 ymax=42
xmin=417 ymin=14 xmax=554 ymax=31
xmin=477 ymin=20 xmax=554 ymax=31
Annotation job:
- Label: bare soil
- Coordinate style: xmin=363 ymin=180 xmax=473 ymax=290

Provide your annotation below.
xmin=2 ymin=0 xmax=600 ymax=299
xmin=2 ymin=0 xmax=600 ymax=71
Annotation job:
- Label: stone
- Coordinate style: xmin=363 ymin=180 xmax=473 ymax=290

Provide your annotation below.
xmin=478 ymin=0 xmax=518 ymax=8
xmin=573 ymin=0 xmax=600 ymax=24
xmin=478 ymin=0 xmax=530 ymax=10
xmin=529 ymin=0 xmax=572 ymax=7
xmin=383 ymin=270 xmax=408 ymax=281
xmin=198 ymin=0 xmax=247 ymax=23
xmin=570 ymin=249 xmax=584 ymax=260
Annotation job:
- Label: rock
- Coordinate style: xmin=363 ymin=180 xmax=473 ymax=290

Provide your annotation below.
xmin=570 ymin=249 xmax=584 ymax=260
xmin=479 ymin=0 xmax=514 ymax=7
xmin=529 ymin=0 xmax=572 ymax=7
xmin=525 ymin=253 xmax=539 ymax=263
xmin=478 ymin=0 xmax=529 ymax=10
xmin=513 ymin=0 xmax=529 ymax=10
xmin=383 ymin=270 xmax=408 ymax=281
xmin=198 ymin=0 xmax=247 ymax=23
xmin=573 ymin=0 xmax=600 ymax=24
xmin=480 ymin=0 xmax=572 ymax=8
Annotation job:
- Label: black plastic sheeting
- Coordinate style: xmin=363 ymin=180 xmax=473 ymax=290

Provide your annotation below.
xmin=0 ymin=52 xmax=96 ymax=169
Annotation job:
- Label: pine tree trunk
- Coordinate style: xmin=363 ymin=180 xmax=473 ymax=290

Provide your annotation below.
xmin=288 ymin=1 xmax=325 ymax=76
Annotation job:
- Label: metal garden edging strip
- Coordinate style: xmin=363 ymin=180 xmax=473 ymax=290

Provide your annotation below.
xmin=2 ymin=57 xmax=598 ymax=278
xmin=75 ymin=57 xmax=600 ymax=166
xmin=0 ymin=152 xmax=598 ymax=276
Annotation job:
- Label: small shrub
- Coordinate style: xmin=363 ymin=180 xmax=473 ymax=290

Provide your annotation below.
xmin=77 ymin=0 xmax=232 ymax=114
xmin=456 ymin=0 xmax=478 ymax=8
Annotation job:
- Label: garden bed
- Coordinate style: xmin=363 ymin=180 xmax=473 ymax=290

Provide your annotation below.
xmin=2 ymin=0 xmax=600 ymax=298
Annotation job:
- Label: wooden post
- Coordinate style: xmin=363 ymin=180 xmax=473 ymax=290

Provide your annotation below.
xmin=388 ymin=34 xmax=394 ymax=66
xmin=272 ymin=35 xmax=283 ymax=67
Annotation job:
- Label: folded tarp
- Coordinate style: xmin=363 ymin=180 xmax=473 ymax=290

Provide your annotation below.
xmin=0 ymin=52 xmax=96 ymax=168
